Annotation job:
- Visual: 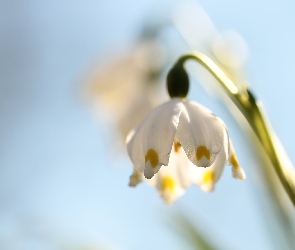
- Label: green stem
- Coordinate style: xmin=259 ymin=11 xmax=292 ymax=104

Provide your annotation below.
xmin=177 ymin=52 xmax=295 ymax=206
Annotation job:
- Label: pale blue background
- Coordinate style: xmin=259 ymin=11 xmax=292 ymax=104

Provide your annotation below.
xmin=1 ymin=0 xmax=295 ymax=249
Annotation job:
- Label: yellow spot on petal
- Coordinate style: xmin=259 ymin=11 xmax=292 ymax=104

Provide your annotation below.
xmin=196 ymin=146 xmax=210 ymax=161
xmin=173 ymin=138 xmax=182 ymax=153
xmin=145 ymin=149 xmax=159 ymax=168
xmin=161 ymin=176 xmax=175 ymax=192
xmin=202 ymin=170 xmax=215 ymax=184
xmin=230 ymin=154 xmax=240 ymax=169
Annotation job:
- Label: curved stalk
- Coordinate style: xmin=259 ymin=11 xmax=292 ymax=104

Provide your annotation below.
xmin=176 ymin=52 xmax=295 ymax=206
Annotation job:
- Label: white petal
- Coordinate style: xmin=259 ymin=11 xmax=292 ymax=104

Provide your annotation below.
xmin=216 ymin=116 xmax=230 ymax=161
xmin=200 ymin=178 xmax=215 ymax=192
xmin=126 ymin=99 xmax=184 ymax=178
xmin=126 ymin=127 xmax=144 ymax=171
xmin=228 ymin=140 xmax=246 ymax=180
xmin=146 ymin=139 xmax=191 ymax=204
xmin=232 ymin=167 xmax=246 ymax=180
xmin=210 ymin=147 xmax=226 ymax=182
xmin=190 ymin=147 xmax=226 ymax=192
xmin=227 ymin=139 xmax=235 ymax=165
xmin=176 ymin=100 xmax=225 ymax=168
xmin=169 ymin=139 xmax=191 ymax=189
xmin=129 ymin=169 xmax=143 ymax=187
xmin=157 ymin=173 xmax=185 ymax=204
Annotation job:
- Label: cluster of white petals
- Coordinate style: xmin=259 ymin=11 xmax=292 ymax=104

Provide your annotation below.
xmin=126 ymin=98 xmax=246 ymax=204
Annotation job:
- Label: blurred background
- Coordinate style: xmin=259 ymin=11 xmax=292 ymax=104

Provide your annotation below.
xmin=1 ymin=0 xmax=295 ymax=249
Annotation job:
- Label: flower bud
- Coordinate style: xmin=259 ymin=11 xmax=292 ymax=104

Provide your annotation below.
xmin=167 ymin=63 xmax=189 ymax=98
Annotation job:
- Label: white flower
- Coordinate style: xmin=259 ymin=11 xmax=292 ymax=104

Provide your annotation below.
xmin=84 ymin=40 xmax=165 ymax=142
xmin=127 ymin=98 xmax=224 ymax=178
xmin=126 ymin=98 xmax=246 ymax=203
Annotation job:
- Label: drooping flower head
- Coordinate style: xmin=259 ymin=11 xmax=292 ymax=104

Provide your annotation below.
xmin=126 ymin=58 xmax=246 ymax=204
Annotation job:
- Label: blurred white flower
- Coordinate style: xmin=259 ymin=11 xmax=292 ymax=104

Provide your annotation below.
xmin=84 ymin=39 xmax=166 ymax=142
xmin=127 ymin=98 xmax=245 ymax=203
xmin=173 ymin=0 xmax=249 ymax=87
